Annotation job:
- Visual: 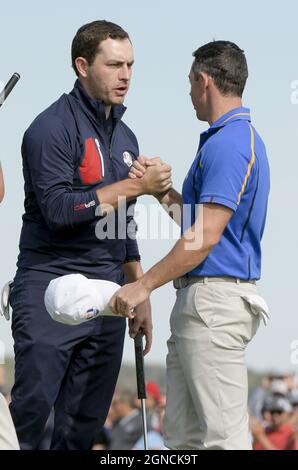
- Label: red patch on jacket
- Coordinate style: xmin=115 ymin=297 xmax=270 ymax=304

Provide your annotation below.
xmin=80 ymin=138 xmax=104 ymax=185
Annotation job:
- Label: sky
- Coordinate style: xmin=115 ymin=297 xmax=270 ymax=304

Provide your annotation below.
xmin=0 ymin=0 xmax=298 ymax=373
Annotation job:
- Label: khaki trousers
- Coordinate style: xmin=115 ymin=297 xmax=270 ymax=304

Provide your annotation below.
xmin=0 ymin=393 xmax=19 ymax=450
xmin=164 ymin=280 xmax=264 ymax=450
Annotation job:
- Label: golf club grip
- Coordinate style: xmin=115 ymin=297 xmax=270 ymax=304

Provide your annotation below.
xmin=0 ymin=73 xmax=21 ymax=107
xmin=134 ymin=332 xmax=147 ymax=399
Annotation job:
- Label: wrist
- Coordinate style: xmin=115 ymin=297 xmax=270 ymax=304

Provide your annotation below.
xmin=138 ymin=275 xmax=155 ymax=294
xmin=133 ymin=176 xmax=146 ymax=196
xmin=154 ymin=189 xmax=169 ymax=204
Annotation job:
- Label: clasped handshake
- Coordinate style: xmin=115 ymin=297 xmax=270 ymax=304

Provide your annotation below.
xmin=106 ymin=156 xmax=173 ymax=321
xmin=129 ymin=156 xmax=172 ymax=197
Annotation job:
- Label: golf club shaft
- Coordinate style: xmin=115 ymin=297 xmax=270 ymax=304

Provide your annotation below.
xmin=140 ymin=398 xmax=148 ymax=450
xmin=0 ymin=73 xmax=21 ymax=108
xmin=134 ymin=332 xmax=148 ymax=450
xmin=134 ymin=332 xmax=146 ymax=398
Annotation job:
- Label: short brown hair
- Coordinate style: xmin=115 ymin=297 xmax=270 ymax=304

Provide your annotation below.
xmin=71 ymin=20 xmax=130 ymax=77
xmin=193 ymin=41 xmax=248 ymax=97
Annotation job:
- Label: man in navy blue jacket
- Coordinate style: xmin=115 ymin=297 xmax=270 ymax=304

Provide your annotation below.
xmin=9 ymin=20 xmax=172 ymax=450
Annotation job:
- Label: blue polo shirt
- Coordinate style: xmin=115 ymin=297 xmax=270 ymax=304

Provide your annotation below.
xmin=182 ymin=107 xmax=270 ymax=280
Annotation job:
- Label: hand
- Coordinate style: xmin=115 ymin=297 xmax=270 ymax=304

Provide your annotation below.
xmin=129 ymin=156 xmax=173 ymax=200
xmin=135 ymin=160 xmax=172 ymax=196
xmin=129 ymin=156 xmax=164 ymax=179
xmin=108 ymin=279 xmax=152 ymax=319
xmin=128 ymin=299 xmax=153 ymax=356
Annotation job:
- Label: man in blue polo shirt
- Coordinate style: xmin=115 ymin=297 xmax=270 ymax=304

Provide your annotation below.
xmin=110 ymin=40 xmax=270 ymax=449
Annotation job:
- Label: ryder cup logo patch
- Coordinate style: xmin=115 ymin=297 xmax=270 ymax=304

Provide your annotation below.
xmin=84 ymin=307 xmax=100 ymax=320
xmin=123 ymin=152 xmax=133 ymax=168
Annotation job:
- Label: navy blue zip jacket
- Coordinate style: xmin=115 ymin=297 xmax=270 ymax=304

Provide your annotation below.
xmin=17 ymin=80 xmax=140 ymax=282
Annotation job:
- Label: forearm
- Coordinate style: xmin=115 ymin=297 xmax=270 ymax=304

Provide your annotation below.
xmin=140 ymin=204 xmax=229 ymax=291
xmin=155 ymin=188 xmax=182 ymax=226
xmin=123 ymin=261 xmax=144 ymax=283
xmin=109 ymin=204 xmax=232 ymax=318
xmin=96 ymin=178 xmax=144 ymax=215
xmin=156 ymin=188 xmax=182 ymax=207
xmin=141 ymin=231 xmax=213 ymax=291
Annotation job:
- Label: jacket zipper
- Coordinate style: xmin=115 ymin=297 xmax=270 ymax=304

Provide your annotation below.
xmin=95 ymin=138 xmax=105 ymax=178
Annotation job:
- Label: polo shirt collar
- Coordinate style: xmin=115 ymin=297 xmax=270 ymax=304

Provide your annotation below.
xmin=210 ymin=106 xmax=251 ymax=129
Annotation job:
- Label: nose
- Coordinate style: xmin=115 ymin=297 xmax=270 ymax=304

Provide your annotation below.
xmin=119 ymin=64 xmax=131 ymax=81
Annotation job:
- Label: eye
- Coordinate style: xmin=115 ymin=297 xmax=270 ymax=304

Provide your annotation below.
xmin=107 ymin=63 xmax=122 ymax=68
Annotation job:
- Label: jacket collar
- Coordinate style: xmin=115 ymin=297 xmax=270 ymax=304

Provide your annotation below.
xmin=70 ymin=80 xmax=127 ymax=124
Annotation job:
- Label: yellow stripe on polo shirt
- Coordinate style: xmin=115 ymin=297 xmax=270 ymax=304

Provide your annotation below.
xmin=237 ymin=124 xmax=255 ymax=205
xmin=222 ymin=112 xmax=251 ymax=125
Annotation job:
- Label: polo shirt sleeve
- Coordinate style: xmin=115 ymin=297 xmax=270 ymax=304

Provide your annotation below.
xmin=22 ymin=115 xmax=99 ymax=231
xmin=198 ymin=137 xmax=253 ymax=212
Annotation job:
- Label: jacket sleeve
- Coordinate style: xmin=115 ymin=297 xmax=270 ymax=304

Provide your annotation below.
xmin=123 ymin=131 xmax=141 ymax=263
xmin=124 ymin=199 xmax=141 ymax=263
xmin=22 ymin=115 xmax=100 ymax=231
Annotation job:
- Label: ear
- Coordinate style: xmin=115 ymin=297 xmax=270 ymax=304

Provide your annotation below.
xmin=199 ymin=71 xmax=210 ymax=90
xmin=75 ymin=57 xmax=89 ymax=78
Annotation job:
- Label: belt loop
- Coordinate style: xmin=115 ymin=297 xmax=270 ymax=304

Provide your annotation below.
xmin=204 ymin=277 xmax=208 ymax=284
xmin=236 ymin=278 xmax=240 ymax=284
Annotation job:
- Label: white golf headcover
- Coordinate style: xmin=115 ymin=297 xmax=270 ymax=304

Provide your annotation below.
xmin=0 ymin=281 xmax=12 ymax=321
xmin=44 ymin=274 xmax=120 ymax=325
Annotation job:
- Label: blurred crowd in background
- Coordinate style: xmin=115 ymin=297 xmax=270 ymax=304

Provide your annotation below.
xmin=249 ymin=374 xmax=298 ymax=450
xmin=1 ymin=364 xmax=297 ymax=450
